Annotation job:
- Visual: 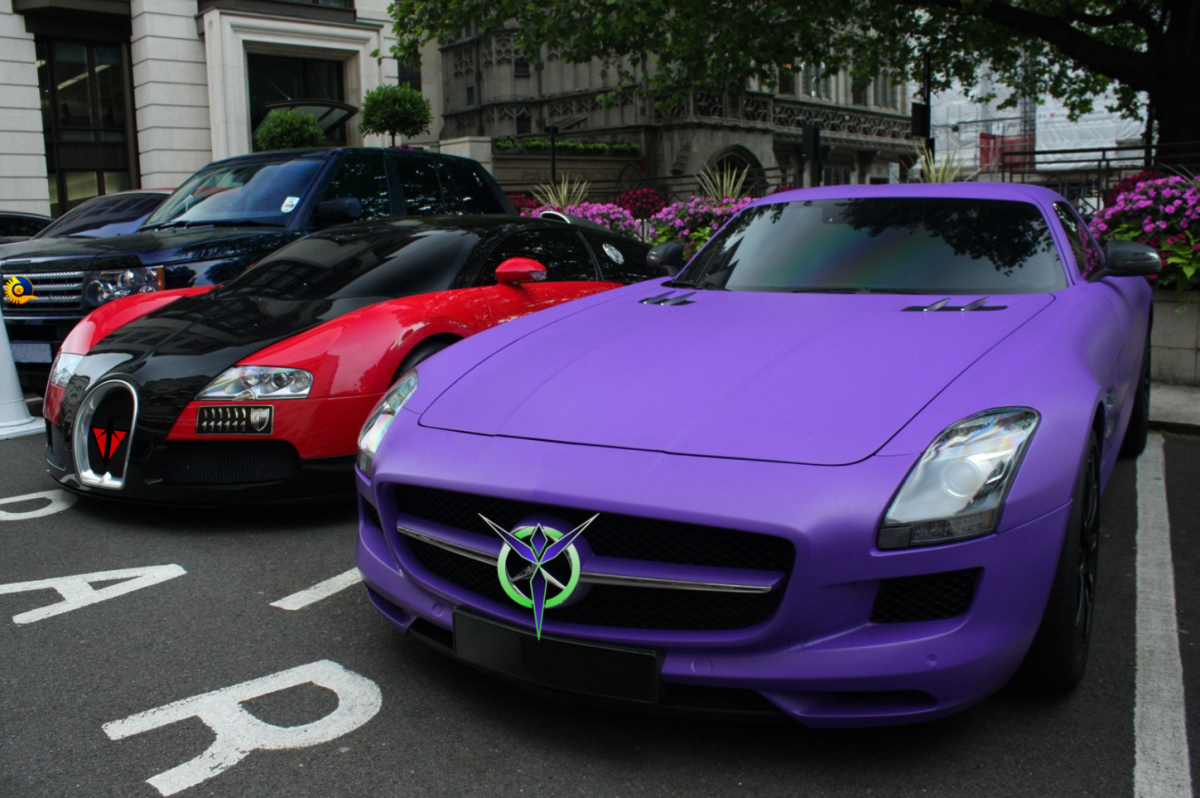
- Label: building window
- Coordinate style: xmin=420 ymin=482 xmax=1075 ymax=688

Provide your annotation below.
xmin=514 ymin=57 xmax=530 ymax=78
xmin=852 ymin=83 xmax=867 ymax=106
xmin=516 ymin=112 xmax=531 ymax=134
xmin=778 ymin=66 xmax=795 ymax=96
xmin=802 ymin=66 xmax=832 ymax=100
xmin=35 ymin=37 xmax=137 ymax=216
xmin=873 ymin=71 xmax=899 ymax=109
xmin=397 ymin=60 xmax=422 ymax=92
xmin=466 ymin=85 xmax=475 ymax=106
xmin=247 ymin=53 xmax=346 ymax=150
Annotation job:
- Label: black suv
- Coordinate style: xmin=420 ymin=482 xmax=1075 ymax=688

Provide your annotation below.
xmin=1 ymin=147 xmax=514 ymax=386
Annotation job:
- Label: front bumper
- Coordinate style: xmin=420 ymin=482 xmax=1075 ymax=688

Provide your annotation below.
xmin=355 ymin=422 xmax=1071 ymax=727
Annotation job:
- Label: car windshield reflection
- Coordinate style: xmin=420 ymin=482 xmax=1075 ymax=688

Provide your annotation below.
xmin=144 ymin=158 xmax=324 ymax=229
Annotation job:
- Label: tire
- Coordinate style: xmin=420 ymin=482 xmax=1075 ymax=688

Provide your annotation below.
xmin=1019 ymin=431 xmax=1101 ymax=691
xmin=1120 ymin=338 xmax=1151 ymax=459
xmin=394 ymin=338 xmax=455 ymax=382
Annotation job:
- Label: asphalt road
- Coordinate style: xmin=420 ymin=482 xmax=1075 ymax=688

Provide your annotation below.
xmin=0 ymin=427 xmax=1196 ymax=798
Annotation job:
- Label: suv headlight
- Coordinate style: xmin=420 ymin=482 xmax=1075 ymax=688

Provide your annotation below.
xmin=85 ymin=266 xmax=164 ymax=306
xmin=196 ymin=366 xmax=313 ymax=400
xmin=878 ymin=408 xmax=1040 ymax=550
xmin=49 ymin=352 xmax=84 ymax=388
xmin=357 ymin=370 xmax=418 ymax=475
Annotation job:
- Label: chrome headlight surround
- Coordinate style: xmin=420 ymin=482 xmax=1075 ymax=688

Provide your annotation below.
xmin=878 ymin=408 xmax=1040 ymax=550
xmin=196 ymin=366 xmax=313 ymax=401
xmin=357 ymin=370 xmax=418 ymax=475
xmin=85 ymin=266 xmax=164 ymax=306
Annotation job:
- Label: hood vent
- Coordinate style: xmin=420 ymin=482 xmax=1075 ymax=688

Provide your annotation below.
xmin=640 ymin=291 xmax=696 ymax=306
xmin=903 ymin=296 xmax=1007 ymax=312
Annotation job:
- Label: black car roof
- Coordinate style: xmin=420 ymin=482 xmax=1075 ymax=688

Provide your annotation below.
xmin=202 ymin=146 xmax=479 ymax=171
xmin=302 ymin=214 xmax=640 ymax=245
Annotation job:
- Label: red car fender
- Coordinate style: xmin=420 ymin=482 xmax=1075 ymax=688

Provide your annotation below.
xmin=237 ymin=288 xmax=495 ymax=399
xmin=60 ymin=286 xmax=212 ymax=355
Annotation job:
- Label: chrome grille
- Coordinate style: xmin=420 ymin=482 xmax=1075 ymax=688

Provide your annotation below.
xmin=1 ymin=270 xmax=86 ymax=311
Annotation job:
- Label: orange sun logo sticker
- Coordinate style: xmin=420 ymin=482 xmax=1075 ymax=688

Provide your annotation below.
xmin=3 ymin=275 xmax=35 ymax=305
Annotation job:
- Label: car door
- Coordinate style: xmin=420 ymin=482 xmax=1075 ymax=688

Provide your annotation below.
xmin=476 ymin=227 xmax=611 ymax=323
xmin=313 ymin=150 xmax=391 ymax=220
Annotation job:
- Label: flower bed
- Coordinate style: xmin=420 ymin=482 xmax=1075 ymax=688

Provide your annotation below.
xmin=1090 ymin=174 xmax=1200 ymax=293
xmin=521 ymin=202 xmax=640 ymax=237
xmin=649 ymin=196 xmax=755 ymax=258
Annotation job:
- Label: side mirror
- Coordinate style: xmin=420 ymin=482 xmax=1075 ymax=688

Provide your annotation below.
xmin=1090 ymin=240 xmax=1160 ymax=281
xmin=496 ymin=257 xmax=547 ymax=284
xmin=646 ymin=241 xmax=685 ymax=276
xmin=313 ymin=197 xmax=363 ymax=226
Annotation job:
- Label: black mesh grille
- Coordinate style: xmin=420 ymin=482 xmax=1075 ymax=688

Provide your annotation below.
xmin=870 ymin=569 xmax=980 ymax=623
xmin=156 ymin=441 xmax=300 ymax=486
xmin=393 ymin=485 xmax=794 ymax=571
xmin=362 ymin=498 xmax=382 ymax=531
xmin=406 ymin=539 xmax=784 ymax=632
xmin=48 ymin=423 xmax=70 ymax=469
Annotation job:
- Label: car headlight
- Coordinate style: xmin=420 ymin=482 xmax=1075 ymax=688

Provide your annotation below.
xmin=49 ymin=352 xmax=84 ymax=388
xmin=357 ymin=370 xmax=418 ymax=475
xmin=878 ymin=408 xmax=1040 ymax=550
xmin=85 ymin=266 xmax=164 ymax=306
xmin=196 ymin=366 xmax=313 ymax=400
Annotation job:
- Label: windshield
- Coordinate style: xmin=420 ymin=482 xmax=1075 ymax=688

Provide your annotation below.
xmin=144 ymin=158 xmax=324 ymax=229
xmin=215 ymin=227 xmax=475 ymax=301
xmin=678 ymin=198 xmax=1067 ymax=294
xmin=36 ymin=193 xmax=167 ymax=238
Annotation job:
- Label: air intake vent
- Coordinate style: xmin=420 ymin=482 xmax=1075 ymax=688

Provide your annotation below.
xmin=870 ymin=569 xmax=980 ymax=623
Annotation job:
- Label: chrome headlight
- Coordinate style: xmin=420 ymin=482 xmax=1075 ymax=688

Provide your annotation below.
xmin=357 ymin=370 xmax=418 ymax=475
xmin=878 ymin=408 xmax=1040 ymax=550
xmin=85 ymin=266 xmax=164 ymax=306
xmin=196 ymin=366 xmax=313 ymax=400
xmin=49 ymin=352 xmax=84 ymax=388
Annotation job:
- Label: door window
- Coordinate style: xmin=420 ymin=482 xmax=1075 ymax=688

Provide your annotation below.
xmin=391 ymin=154 xmax=445 ymax=215
xmin=1054 ymin=202 xmax=1103 ymax=278
xmin=441 ymin=158 xmax=509 ymax=214
xmin=318 ymin=152 xmax=391 ymax=219
xmin=485 ymin=229 xmax=598 ymax=283
xmin=583 ymin=233 xmax=655 ymax=283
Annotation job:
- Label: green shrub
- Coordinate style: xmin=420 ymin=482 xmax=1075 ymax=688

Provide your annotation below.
xmin=493 ymin=136 xmax=519 ymax=150
xmin=358 ymin=83 xmax=432 ymax=146
xmin=611 ymin=141 xmax=641 ymax=154
xmin=524 ymin=137 xmax=550 ymax=150
xmin=254 ymin=109 xmax=324 ymax=151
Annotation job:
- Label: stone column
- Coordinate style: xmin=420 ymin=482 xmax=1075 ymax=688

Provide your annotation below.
xmin=0 ymin=0 xmax=51 ymax=214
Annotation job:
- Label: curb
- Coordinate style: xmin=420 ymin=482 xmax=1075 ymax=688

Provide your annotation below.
xmin=1149 ymin=420 xmax=1200 ymax=436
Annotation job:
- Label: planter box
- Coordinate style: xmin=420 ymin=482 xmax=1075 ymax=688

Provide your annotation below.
xmin=1151 ymin=290 xmax=1200 ymax=386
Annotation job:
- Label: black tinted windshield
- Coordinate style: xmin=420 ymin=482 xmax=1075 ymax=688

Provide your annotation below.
xmin=681 ymin=198 xmax=1067 ymax=294
xmin=36 ymin=193 xmax=166 ymax=238
xmin=216 ymin=227 xmax=475 ymax=301
xmin=145 ymin=158 xmax=324 ymax=228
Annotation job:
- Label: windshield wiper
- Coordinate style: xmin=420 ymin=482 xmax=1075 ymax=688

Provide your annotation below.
xmin=791 ymin=286 xmax=931 ymax=295
xmin=144 ymin=219 xmax=280 ymax=231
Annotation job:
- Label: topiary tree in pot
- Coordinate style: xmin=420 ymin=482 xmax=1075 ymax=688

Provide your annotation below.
xmin=358 ymin=83 xmax=432 ymax=146
xmin=254 ymin=109 xmax=324 ymax=151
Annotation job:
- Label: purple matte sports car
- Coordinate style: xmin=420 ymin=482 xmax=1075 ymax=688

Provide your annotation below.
xmin=354 ymin=183 xmax=1158 ymax=726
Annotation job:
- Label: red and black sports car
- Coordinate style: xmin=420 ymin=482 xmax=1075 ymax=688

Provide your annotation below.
xmin=42 ymin=215 xmax=656 ymax=503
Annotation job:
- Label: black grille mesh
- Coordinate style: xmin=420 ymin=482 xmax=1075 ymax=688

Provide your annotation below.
xmin=406 ymin=538 xmax=783 ymax=631
xmin=157 ymin=441 xmax=300 ymax=485
xmin=870 ymin=569 xmax=980 ymax=623
xmin=393 ymin=485 xmax=795 ymax=571
xmin=48 ymin=423 xmax=70 ymax=469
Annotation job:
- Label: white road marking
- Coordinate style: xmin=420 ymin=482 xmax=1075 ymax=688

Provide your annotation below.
xmin=0 ymin=489 xmax=76 ymax=520
xmin=270 ymin=568 xmax=362 ymax=611
xmin=0 ymin=564 xmax=186 ymax=624
xmin=1135 ymin=434 xmax=1193 ymax=798
xmin=103 ymin=659 xmax=382 ymax=796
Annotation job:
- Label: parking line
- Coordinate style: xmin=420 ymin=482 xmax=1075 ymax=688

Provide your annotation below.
xmin=270 ymin=568 xmax=363 ymax=611
xmin=1135 ymin=434 xmax=1193 ymax=797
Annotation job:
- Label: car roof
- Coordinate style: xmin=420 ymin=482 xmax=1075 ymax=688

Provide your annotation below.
xmin=305 ymin=214 xmax=640 ymax=244
xmin=758 ymin=182 xmax=1070 ymax=207
xmin=0 ymin=210 xmax=52 ymax=221
xmin=202 ymin=146 xmax=482 ymax=171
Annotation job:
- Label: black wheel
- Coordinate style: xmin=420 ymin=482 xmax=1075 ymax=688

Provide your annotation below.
xmin=1120 ymin=338 xmax=1151 ymax=459
xmin=394 ymin=338 xmax=455 ymax=382
xmin=1019 ymin=432 xmax=1101 ymax=691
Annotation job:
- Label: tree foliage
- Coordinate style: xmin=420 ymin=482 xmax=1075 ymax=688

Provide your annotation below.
xmin=254 ymin=109 xmax=324 ymax=151
xmin=386 ymin=0 xmax=1200 ymax=144
xmin=358 ymin=83 xmax=433 ymax=145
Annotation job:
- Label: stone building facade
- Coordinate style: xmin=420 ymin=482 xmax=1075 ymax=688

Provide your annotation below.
xmin=428 ymin=26 xmax=918 ymax=194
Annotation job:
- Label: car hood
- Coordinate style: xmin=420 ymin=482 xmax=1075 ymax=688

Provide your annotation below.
xmin=0 ymin=226 xmax=294 ymax=270
xmin=420 ymin=287 xmax=1054 ymax=465
xmin=60 ymin=292 xmax=375 ymax=446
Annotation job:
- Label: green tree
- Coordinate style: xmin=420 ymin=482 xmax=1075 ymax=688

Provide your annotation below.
xmin=254 ymin=109 xmax=324 ymax=151
xmin=358 ymin=83 xmax=433 ymax=146
xmin=385 ymin=0 xmax=1200 ymax=146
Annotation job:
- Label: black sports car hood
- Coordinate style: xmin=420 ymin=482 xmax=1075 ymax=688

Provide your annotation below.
xmin=58 ymin=292 xmax=372 ymax=451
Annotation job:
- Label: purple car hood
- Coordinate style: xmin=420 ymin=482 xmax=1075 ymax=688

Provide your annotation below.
xmin=420 ymin=288 xmax=1054 ymax=465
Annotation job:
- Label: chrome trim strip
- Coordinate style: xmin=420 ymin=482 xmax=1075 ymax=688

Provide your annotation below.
xmin=72 ymin=378 xmax=138 ymax=490
xmin=396 ymin=523 xmax=774 ymax=594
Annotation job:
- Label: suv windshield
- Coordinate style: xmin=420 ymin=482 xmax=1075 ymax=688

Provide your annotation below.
xmin=144 ymin=158 xmax=324 ymax=229
xmin=679 ymin=198 xmax=1067 ymax=294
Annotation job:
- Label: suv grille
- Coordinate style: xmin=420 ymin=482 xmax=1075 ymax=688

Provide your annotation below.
xmin=0 ymin=269 xmax=86 ymax=312
xmin=392 ymin=485 xmax=795 ymax=631
xmin=870 ymin=569 xmax=980 ymax=623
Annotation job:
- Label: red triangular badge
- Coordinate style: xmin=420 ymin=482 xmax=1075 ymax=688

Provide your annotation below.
xmin=93 ymin=427 xmax=107 ymax=456
xmin=110 ymin=430 xmax=126 ymax=453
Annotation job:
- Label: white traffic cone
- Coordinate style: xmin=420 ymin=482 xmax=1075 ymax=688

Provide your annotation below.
xmin=0 ymin=306 xmax=44 ymax=440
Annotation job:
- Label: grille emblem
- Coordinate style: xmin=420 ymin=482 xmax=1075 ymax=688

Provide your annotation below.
xmin=197 ymin=406 xmax=273 ymax=435
xmin=480 ymin=514 xmax=597 ymax=639
xmin=91 ymin=423 xmax=127 ymax=469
